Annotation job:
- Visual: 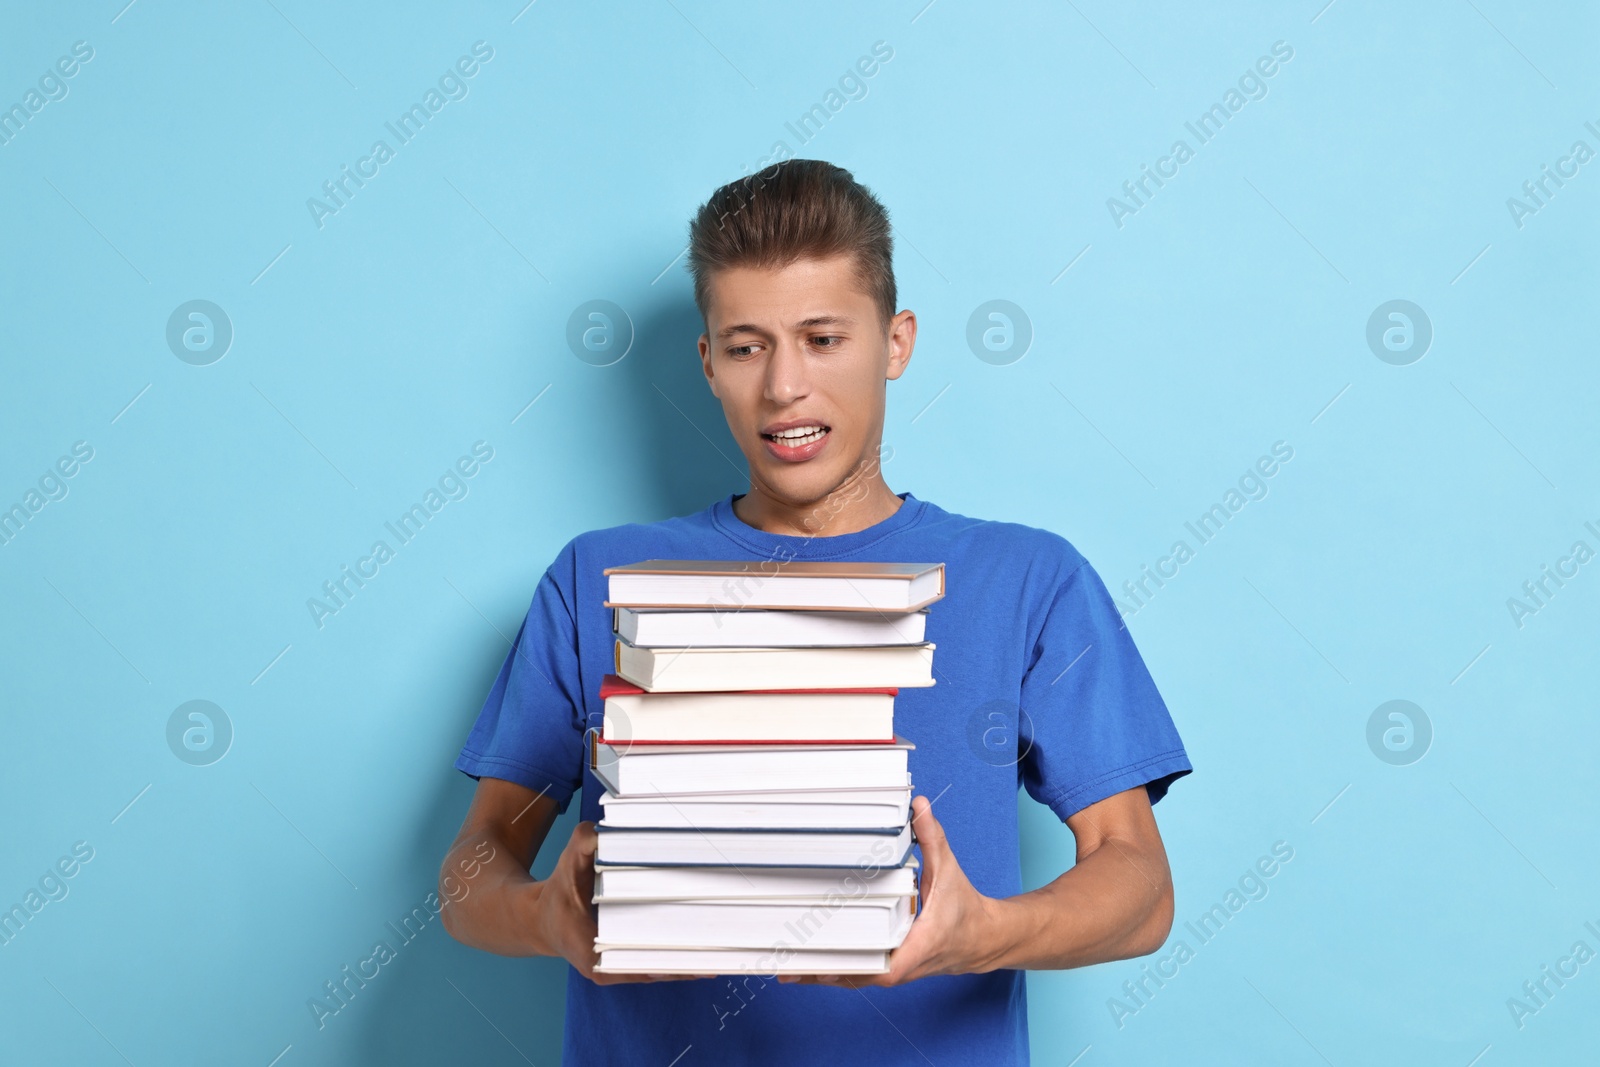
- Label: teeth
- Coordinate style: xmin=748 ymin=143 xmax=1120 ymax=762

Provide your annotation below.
xmin=770 ymin=426 xmax=827 ymax=444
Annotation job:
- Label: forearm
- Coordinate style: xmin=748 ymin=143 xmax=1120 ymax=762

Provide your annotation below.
xmin=979 ymin=833 xmax=1173 ymax=972
xmin=437 ymin=826 xmax=552 ymax=957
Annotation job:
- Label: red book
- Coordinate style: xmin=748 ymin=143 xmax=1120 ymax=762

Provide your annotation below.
xmin=596 ymin=674 xmax=897 ymax=745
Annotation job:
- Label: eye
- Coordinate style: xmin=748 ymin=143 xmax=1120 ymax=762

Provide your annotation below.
xmin=811 ymin=335 xmax=842 ymax=349
xmin=727 ymin=343 xmax=761 ymax=359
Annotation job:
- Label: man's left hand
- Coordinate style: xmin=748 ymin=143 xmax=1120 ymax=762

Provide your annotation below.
xmin=781 ymin=793 xmax=1007 ymax=987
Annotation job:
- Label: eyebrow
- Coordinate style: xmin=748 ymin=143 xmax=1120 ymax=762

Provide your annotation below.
xmin=716 ymin=315 xmax=855 ymax=339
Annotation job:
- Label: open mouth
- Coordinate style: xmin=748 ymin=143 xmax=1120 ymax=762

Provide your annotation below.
xmin=761 ymin=425 xmax=830 ymax=447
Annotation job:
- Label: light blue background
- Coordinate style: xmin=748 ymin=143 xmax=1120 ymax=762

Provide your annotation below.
xmin=2 ymin=1 xmax=1596 ymax=1064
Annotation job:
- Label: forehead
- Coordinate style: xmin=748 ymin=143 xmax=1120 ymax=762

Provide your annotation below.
xmin=703 ymin=254 xmax=874 ymax=329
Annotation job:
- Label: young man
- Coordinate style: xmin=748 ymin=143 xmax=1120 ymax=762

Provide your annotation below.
xmin=441 ymin=160 xmax=1193 ymax=1064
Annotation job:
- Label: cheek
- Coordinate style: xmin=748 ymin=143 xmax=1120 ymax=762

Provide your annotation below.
xmin=837 ymin=388 xmax=885 ymax=441
xmin=712 ymin=369 xmax=760 ymax=422
xmin=819 ymin=360 xmax=884 ymax=418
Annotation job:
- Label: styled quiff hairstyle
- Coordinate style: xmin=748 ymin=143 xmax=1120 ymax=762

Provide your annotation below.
xmin=686 ymin=159 xmax=897 ymax=331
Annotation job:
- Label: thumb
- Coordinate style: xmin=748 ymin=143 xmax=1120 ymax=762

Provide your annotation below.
xmin=570 ymin=820 xmax=599 ymax=861
xmin=909 ymin=795 xmax=950 ymax=899
xmin=568 ymin=822 xmax=601 ymax=927
xmin=576 ymin=825 xmax=601 ymax=863
xmin=566 ymin=821 xmax=599 ymax=888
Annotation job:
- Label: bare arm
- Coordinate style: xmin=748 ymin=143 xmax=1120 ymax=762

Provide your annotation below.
xmin=438 ymin=776 xmax=707 ymax=983
xmin=439 ymin=776 xmax=623 ymax=979
xmin=979 ymin=785 xmax=1174 ymax=970
xmin=437 ymin=777 xmax=580 ymax=958
xmin=788 ymin=785 xmax=1173 ymax=986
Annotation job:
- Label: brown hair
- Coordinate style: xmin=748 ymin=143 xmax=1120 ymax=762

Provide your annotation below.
xmin=687 ymin=159 xmax=896 ymax=331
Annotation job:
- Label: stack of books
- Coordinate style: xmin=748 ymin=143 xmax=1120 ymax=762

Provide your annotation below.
xmin=589 ymin=559 xmax=945 ymax=976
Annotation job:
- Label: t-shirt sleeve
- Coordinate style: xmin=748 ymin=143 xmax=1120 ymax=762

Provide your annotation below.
xmin=454 ymin=539 xmax=588 ymax=814
xmin=1017 ymin=556 xmax=1192 ymax=821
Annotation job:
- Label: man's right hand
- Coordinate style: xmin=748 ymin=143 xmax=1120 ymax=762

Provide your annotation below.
xmin=441 ymin=778 xmax=710 ymax=983
xmin=529 ymin=818 xmax=608 ymax=980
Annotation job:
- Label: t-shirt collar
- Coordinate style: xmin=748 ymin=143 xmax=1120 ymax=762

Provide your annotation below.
xmin=711 ymin=490 xmax=926 ymax=560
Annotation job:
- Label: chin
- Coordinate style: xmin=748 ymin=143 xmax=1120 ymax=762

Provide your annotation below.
xmin=757 ymin=464 xmax=845 ymax=507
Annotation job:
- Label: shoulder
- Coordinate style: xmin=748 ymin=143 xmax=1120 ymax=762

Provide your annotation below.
xmin=547 ymin=499 xmax=724 ymax=576
xmin=525 ymin=504 xmax=721 ymax=620
xmin=916 ymin=497 xmax=1090 ymax=581
xmin=568 ymin=502 xmax=717 ymax=553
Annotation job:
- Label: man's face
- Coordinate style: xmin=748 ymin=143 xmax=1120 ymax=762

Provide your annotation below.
xmin=697 ymin=253 xmax=914 ymax=507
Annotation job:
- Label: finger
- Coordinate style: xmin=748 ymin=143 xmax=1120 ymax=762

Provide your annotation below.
xmin=909 ymin=795 xmax=949 ymax=900
xmin=779 ymin=972 xmax=878 ymax=986
xmin=883 ymin=895 xmax=939 ymax=982
xmin=874 ymin=943 xmax=913 ymax=987
xmin=597 ymin=971 xmax=712 ymax=983
xmin=591 ymin=973 xmax=647 ymax=985
xmin=589 ymin=969 xmax=656 ymax=985
xmin=569 ymin=821 xmax=600 ymax=903
xmin=909 ymin=795 xmax=948 ymax=855
xmin=558 ymin=821 xmax=599 ymax=885
xmin=570 ymin=820 xmax=599 ymax=862
xmin=884 ymin=946 xmax=920 ymax=987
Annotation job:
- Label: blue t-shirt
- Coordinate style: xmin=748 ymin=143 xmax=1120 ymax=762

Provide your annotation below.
xmin=456 ymin=491 xmax=1192 ymax=1066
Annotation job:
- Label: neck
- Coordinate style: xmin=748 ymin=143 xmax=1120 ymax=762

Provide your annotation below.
xmin=734 ymin=460 xmax=902 ymax=538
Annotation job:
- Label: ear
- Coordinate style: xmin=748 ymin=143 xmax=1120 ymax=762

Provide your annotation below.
xmin=885 ymin=310 xmax=916 ymax=382
xmin=698 ymin=333 xmax=720 ymax=398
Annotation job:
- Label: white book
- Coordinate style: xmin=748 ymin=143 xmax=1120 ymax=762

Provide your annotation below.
xmin=603 ymin=560 xmax=945 ymax=612
xmin=615 ymin=606 xmax=928 ymax=648
xmin=599 ymin=677 xmax=896 ymax=744
xmin=595 ymin=946 xmax=890 ymax=975
xmin=614 ymin=639 xmax=935 ymax=692
xmin=590 ymin=737 xmax=915 ymax=797
xmin=593 ymin=858 xmax=918 ymax=901
xmin=595 ymin=824 xmax=912 ymax=868
xmin=595 ymin=895 xmax=914 ymax=950
xmin=598 ymin=787 xmax=912 ymax=830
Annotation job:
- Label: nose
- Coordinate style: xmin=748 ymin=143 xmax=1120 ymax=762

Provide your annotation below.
xmin=763 ymin=336 xmax=810 ymax=406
